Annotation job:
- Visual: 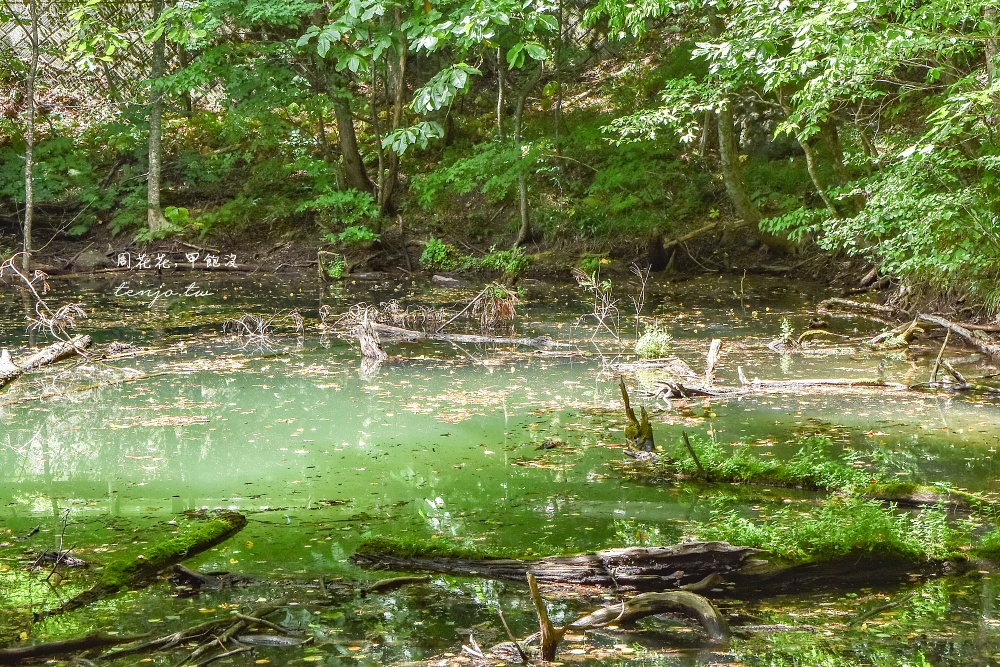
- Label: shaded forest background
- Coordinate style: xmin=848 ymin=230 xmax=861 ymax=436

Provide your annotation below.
xmin=1 ymin=0 xmax=999 ymax=312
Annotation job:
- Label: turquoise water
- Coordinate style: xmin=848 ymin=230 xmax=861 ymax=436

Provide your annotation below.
xmin=2 ymin=271 xmax=1000 ymax=665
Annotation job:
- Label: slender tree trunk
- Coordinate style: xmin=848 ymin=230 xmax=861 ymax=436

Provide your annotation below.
xmin=715 ymin=103 xmax=760 ymax=225
xmin=379 ymin=13 xmax=406 ymax=217
xmin=370 ymin=57 xmax=386 ymax=233
xmin=331 ymin=92 xmax=373 ymax=194
xmin=987 ymin=7 xmax=1000 ymax=114
xmin=512 ymin=65 xmax=542 ymax=248
xmin=22 ymin=0 xmax=38 ymax=271
xmin=147 ymin=0 xmax=167 ymax=234
xmin=821 ymin=121 xmax=850 ymax=187
xmin=798 ymin=135 xmax=840 ymax=216
xmin=496 ymin=48 xmax=505 ymax=141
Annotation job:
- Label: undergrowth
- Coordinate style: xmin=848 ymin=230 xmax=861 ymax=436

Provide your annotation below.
xmin=695 ymin=497 xmax=966 ymax=564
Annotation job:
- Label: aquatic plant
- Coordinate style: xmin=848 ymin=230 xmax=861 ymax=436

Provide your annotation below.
xmin=635 ymin=322 xmax=673 ymax=358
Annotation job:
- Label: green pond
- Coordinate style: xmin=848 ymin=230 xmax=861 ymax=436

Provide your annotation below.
xmin=3 ymin=271 xmax=1000 ymax=666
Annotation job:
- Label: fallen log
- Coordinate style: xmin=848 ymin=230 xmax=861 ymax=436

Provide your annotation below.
xmin=37 ymin=512 xmax=247 ymax=619
xmin=817 ymin=298 xmax=903 ymax=323
xmin=351 ymin=538 xmax=955 ymax=597
xmin=0 ymin=334 xmax=92 ymax=389
xmin=371 ymin=323 xmax=569 ymax=349
xmin=352 ymin=540 xmax=758 ymax=591
xmin=0 ymin=633 xmax=146 ymax=665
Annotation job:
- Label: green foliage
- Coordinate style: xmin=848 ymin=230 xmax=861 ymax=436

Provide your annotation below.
xmin=419 ymin=236 xmax=461 ymax=271
xmin=321 ymin=253 xmax=347 ymax=280
xmin=325 ymin=225 xmax=380 ymax=247
xmin=578 ymin=255 xmax=609 ymax=275
xmin=474 ymin=246 xmax=531 ymax=279
xmin=697 ymin=497 xmax=965 ymax=564
xmin=635 ymin=322 xmax=673 ymax=358
xmin=974 ymin=529 xmax=1000 ymax=561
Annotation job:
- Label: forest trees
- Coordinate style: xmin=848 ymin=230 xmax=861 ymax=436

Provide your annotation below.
xmin=2 ymin=0 xmax=1000 ymax=310
xmin=595 ymin=0 xmax=1000 ymax=301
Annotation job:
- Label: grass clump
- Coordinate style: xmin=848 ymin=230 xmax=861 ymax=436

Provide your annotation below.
xmin=697 ymin=498 xmax=966 ymax=564
xmin=635 ymin=322 xmax=674 ymax=359
xmin=669 ymin=436 xmax=881 ymax=493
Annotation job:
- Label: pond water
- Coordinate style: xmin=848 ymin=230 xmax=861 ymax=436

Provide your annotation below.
xmin=3 ymin=270 xmax=1000 ymax=666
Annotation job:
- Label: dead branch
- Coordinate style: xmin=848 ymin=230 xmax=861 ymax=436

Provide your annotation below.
xmin=918 ymin=314 xmax=1000 ymax=361
xmin=569 ymin=591 xmax=730 ymax=642
xmin=372 ymin=323 xmax=568 ymax=348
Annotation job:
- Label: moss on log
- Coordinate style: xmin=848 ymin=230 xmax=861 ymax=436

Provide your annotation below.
xmin=37 ymin=512 xmax=247 ymax=619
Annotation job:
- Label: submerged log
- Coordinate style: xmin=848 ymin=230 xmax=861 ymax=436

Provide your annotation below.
xmin=37 ymin=512 xmax=247 ymax=619
xmin=372 ymin=322 xmax=568 ymax=348
xmin=0 ymin=334 xmax=92 ymax=389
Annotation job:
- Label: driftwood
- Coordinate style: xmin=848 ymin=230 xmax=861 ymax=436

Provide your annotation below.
xmin=37 ymin=512 xmax=247 ymax=619
xmin=372 ymin=323 xmax=568 ymax=348
xmin=0 ymin=334 xmax=92 ymax=389
xmin=0 ymin=633 xmax=146 ymax=665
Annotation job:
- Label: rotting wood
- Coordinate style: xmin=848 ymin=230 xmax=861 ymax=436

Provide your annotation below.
xmin=661 ymin=220 xmax=722 ymax=253
xmin=818 ymin=297 xmax=904 ymax=321
xmin=0 ymin=633 xmax=147 ymax=665
xmin=357 ymin=311 xmax=388 ymax=361
xmin=36 ymin=512 xmax=247 ymax=619
xmin=0 ymin=334 xmax=92 ymax=389
xmin=527 ymin=572 xmax=564 ymax=661
xmin=704 ymin=338 xmax=722 ymax=386
xmin=371 ymin=322 xmax=568 ymax=348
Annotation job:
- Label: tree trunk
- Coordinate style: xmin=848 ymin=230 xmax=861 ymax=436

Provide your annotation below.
xmin=715 ymin=102 xmax=760 ymax=226
xmin=37 ymin=512 xmax=247 ymax=619
xmin=147 ymin=0 xmax=167 ymax=234
xmin=512 ymin=65 xmax=542 ymax=248
xmin=987 ymin=6 xmax=999 ymax=113
xmin=331 ymin=92 xmax=373 ymax=194
xmin=821 ymin=120 xmax=850 ymax=186
xmin=496 ymin=48 xmax=505 ymax=141
xmin=22 ymin=0 xmax=38 ymax=271
xmin=378 ymin=11 xmax=407 ymax=217
xmin=798 ymin=135 xmax=840 ymax=216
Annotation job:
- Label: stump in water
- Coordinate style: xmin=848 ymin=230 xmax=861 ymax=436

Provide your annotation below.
xmin=620 ymin=377 xmax=654 ymax=451
xmin=357 ymin=312 xmax=388 ymax=361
